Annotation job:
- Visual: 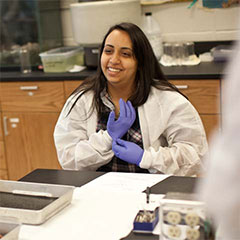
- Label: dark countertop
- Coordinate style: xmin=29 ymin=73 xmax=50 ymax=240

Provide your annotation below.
xmin=0 ymin=61 xmax=226 ymax=82
xmin=20 ymin=169 xmax=197 ymax=193
xmin=20 ymin=169 xmax=199 ymax=240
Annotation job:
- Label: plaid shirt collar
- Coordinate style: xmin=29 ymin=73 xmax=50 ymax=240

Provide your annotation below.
xmin=100 ymin=88 xmax=115 ymax=111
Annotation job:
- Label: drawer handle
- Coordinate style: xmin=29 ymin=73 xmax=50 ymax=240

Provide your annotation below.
xmin=175 ymin=85 xmax=189 ymax=90
xmin=20 ymin=86 xmax=38 ymax=91
xmin=3 ymin=116 xmax=9 ymax=136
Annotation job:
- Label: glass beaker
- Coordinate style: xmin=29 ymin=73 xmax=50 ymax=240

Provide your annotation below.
xmin=184 ymin=42 xmax=195 ymax=56
xmin=172 ymin=42 xmax=184 ymax=65
xmin=19 ymin=48 xmax=32 ymax=74
xmin=163 ymin=42 xmax=173 ymax=64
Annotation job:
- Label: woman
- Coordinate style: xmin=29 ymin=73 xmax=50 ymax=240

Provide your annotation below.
xmin=54 ymin=22 xmax=208 ymax=176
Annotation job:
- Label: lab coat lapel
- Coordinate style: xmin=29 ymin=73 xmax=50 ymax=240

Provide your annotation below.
xmin=138 ymin=90 xmax=162 ymax=148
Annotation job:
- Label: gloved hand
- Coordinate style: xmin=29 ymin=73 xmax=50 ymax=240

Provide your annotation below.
xmin=112 ymin=139 xmax=144 ymax=166
xmin=107 ymin=98 xmax=136 ymax=141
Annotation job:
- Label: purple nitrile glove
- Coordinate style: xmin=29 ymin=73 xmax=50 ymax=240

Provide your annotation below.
xmin=107 ymin=98 xmax=136 ymax=141
xmin=112 ymin=139 xmax=144 ymax=166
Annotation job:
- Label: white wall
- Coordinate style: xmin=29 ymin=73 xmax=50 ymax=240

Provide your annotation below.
xmin=60 ymin=0 xmax=240 ymax=46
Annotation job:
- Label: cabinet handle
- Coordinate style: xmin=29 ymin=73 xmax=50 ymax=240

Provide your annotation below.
xmin=20 ymin=86 xmax=38 ymax=91
xmin=175 ymin=85 xmax=189 ymax=89
xmin=3 ymin=116 xmax=9 ymax=136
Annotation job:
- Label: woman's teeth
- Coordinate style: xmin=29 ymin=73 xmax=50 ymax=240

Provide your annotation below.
xmin=108 ymin=67 xmax=121 ymax=72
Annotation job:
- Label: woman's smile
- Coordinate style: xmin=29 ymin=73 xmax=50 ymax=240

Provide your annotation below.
xmin=108 ymin=67 xmax=121 ymax=73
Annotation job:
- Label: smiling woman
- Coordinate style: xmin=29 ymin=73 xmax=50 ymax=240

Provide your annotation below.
xmin=53 ymin=22 xmax=208 ymax=176
xmin=101 ymin=29 xmax=138 ymax=114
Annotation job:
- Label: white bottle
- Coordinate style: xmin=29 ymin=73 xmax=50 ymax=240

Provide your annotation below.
xmin=142 ymin=12 xmax=163 ymax=60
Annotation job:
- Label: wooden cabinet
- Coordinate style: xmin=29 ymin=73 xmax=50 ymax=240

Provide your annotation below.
xmin=0 ymin=78 xmax=221 ymax=180
xmin=64 ymin=80 xmax=83 ymax=99
xmin=0 ymin=112 xmax=8 ymax=179
xmin=64 ymin=79 xmax=221 ymax=140
xmin=1 ymin=82 xmax=65 ymax=112
xmin=0 ymin=81 xmax=65 ymax=180
xmin=170 ymin=79 xmax=221 ymax=140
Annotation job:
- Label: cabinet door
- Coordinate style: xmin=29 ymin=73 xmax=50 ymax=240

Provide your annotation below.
xmin=64 ymin=80 xmax=83 ymax=99
xmin=0 ymin=113 xmax=8 ymax=179
xmin=3 ymin=112 xmax=61 ymax=180
xmin=0 ymin=112 xmax=3 ymax=142
xmin=200 ymin=114 xmax=220 ymax=140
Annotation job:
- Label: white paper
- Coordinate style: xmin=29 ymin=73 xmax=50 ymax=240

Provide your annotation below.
xmin=68 ymin=65 xmax=86 ymax=72
xmin=19 ymin=188 xmax=164 ymax=240
xmin=80 ymin=172 xmax=171 ymax=193
xmin=19 ymin=173 xmax=169 ymax=240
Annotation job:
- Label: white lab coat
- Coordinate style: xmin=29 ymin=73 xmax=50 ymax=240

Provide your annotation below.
xmin=54 ymin=86 xmax=208 ymax=176
xmin=196 ymin=40 xmax=240 ymax=238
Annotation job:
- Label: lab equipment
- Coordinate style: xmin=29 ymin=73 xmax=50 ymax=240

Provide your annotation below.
xmin=210 ymin=45 xmax=234 ymax=62
xmin=39 ymin=46 xmax=84 ymax=73
xmin=142 ymin=12 xmax=163 ymax=60
xmin=107 ymin=99 xmax=136 ymax=141
xmin=112 ymin=139 xmax=143 ymax=166
xmin=19 ymin=48 xmax=32 ymax=74
xmin=184 ymin=42 xmax=195 ymax=58
xmin=146 ymin=187 xmax=151 ymax=204
xmin=70 ymin=0 xmax=141 ymax=68
xmin=160 ymin=42 xmax=200 ymax=66
xmin=0 ymin=180 xmax=75 ymax=225
xmin=160 ymin=192 xmax=214 ymax=240
xmin=0 ymin=217 xmax=20 ymax=240
xmin=172 ymin=42 xmax=185 ymax=66
xmin=133 ymin=187 xmax=159 ymax=233
xmin=134 ymin=207 xmax=159 ymax=233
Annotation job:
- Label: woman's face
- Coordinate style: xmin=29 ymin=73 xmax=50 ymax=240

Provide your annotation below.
xmin=101 ymin=29 xmax=138 ymax=88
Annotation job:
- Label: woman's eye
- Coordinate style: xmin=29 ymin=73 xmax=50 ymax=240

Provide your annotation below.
xmin=122 ymin=52 xmax=131 ymax=57
xmin=104 ymin=48 xmax=113 ymax=54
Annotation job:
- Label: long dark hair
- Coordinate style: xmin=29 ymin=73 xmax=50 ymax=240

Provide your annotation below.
xmin=67 ymin=22 xmax=183 ymax=117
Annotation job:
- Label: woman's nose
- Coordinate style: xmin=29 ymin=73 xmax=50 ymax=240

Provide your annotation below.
xmin=110 ymin=53 xmax=120 ymax=64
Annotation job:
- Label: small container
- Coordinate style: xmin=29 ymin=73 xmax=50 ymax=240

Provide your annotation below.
xmin=39 ymin=46 xmax=84 ymax=73
xmin=19 ymin=48 xmax=32 ymax=74
xmin=159 ymin=192 xmax=214 ymax=240
xmin=0 ymin=217 xmax=21 ymax=240
xmin=133 ymin=207 xmax=159 ymax=233
xmin=0 ymin=180 xmax=75 ymax=225
xmin=162 ymin=42 xmax=173 ymax=64
xmin=184 ymin=42 xmax=195 ymax=58
xmin=84 ymin=45 xmax=100 ymax=69
xmin=172 ymin=42 xmax=184 ymax=65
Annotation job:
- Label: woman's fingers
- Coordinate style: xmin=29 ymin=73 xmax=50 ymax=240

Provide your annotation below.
xmin=119 ymin=98 xmax=127 ymax=118
xmin=127 ymin=100 xmax=136 ymax=122
xmin=108 ymin=111 xmax=115 ymax=123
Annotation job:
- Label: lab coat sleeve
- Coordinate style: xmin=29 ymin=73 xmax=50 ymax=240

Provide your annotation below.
xmin=54 ymin=93 xmax=114 ymax=171
xmin=196 ymin=39 xmax=240 ymax=239
xmin=139 ymin=90 xmax=208 ymax=176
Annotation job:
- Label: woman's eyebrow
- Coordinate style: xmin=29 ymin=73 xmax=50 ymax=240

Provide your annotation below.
xmin=105 ymin=44 xmax=132 ymax=51
xmin=121 ymin=47 xmax=133 ymax=51
xmin=104 ymin=44 xmax=114 ymax=48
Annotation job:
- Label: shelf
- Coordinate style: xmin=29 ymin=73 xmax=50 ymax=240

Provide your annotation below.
xmin=141 ymin=0 xmax=191 ymax=6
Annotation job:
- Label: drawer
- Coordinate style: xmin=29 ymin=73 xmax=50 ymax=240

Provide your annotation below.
xmin=169 ymin=80 xmax=220 ymax=114
xmin=0 ymin=82 xmax=65 ymax=112
xmin=64 ymin=80 xmax=83 ymax=99
xmin=0 ymin=113 xmax=3 ymax=141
